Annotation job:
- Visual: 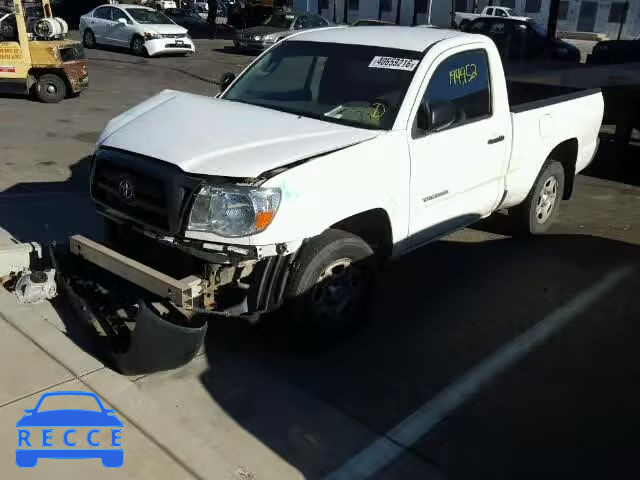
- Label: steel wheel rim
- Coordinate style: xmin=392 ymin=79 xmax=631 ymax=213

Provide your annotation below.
xmin=133 ymin=38 xmax=144 ymax=54
xmin=311 ymin=258 xmax=359 ymax=322
xmin=535 ymin=175 xmax=558 ymax=224
xmin=45 ymin=83 xmax=57 ymax=95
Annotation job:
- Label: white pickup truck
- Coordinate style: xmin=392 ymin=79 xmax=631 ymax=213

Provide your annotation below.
xmin=80 ymin=26 xmax=603 ymax=345
xmin=455 ymin=6 xmax=530 ymax=29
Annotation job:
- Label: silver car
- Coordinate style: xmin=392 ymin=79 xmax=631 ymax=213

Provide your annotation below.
xmin=234 ymin=11 xmax=330 ymax=51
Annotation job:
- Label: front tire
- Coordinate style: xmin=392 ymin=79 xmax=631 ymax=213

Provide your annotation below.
xmin=509 ymin=160 xmax=565 ymax=235
xmin=131 ymin=35 xmax=147 ymax=57
xmin=34 ymin=74 xmax=67 ymax=103
xmin=83 ymin=29 xmax=96 ymax=48
xmin=275 ymin=229 xmax=375 ymax=348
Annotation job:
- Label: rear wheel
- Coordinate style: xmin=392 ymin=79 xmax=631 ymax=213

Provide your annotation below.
xmin=131 ymin=35 xmax=147 ymax=56
xmin=34 ymin=74 xmax=67 ymax=103
xmin=272 ymin=229 xmax=376 ymax=348
xmin=83 ymin=29 xmax=96 ymax=48
xmin=459 ymin=19 xmax=470 ymax=30
xmin=509 ymin=160 xmax=565 ymax=235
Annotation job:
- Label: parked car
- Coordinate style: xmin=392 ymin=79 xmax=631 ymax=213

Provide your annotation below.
xmin=154 ymin=0 xmax=177 ymax=10
xmin=164 ymin=7 xmax=209 ymax=36
xmin=80 ymin=4 xmax=195 ymax=57
xmin=587 ymin=39 xmax=640 ymax=64
xmin=87 ymin=27 xmax=603 ymax=346
xmin=351 ymin=19 xmax=394 ymax=26
xmin=455 ymin=6 xmax=529 ymax=30
xmin=464 ymin=17 xmax=580 ymax=62
xmin=234 ymin=11 xmax=329 ymax=51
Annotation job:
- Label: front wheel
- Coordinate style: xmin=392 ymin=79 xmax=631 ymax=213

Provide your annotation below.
xmin=273 ymin=229 xmax=376 ymax=348
xmin=34 ymin=74 xmax=67 ymax=103
xmin=131 ymin=35 xmax=147 ymax=57
xmin=509 ymin=160 xmax=565 ymax=235
xmin=83 ymin=29 xmax=96 ymax=48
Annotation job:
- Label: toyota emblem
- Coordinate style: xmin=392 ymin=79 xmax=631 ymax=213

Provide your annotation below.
xmin=118 ymin=179 xmax=135 ymax=202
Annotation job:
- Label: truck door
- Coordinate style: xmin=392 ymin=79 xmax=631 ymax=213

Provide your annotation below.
xmin=407 ymin=47 xmax=508 ymax=243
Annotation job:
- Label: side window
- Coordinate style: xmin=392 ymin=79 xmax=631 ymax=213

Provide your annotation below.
xmin=309 ymin=15 xmax=328 ymax=27
xmin=94 ymin=7 xmax=111 ymax=20
xmin=420 ymin=50 xmax=491 ymax=130
xmin=112 ymin=8 xmax=129 ymax=23
xmin=495 ymin=8 xmax=508 ymax=17
xmin=294 ymin=15 xmax=309 ymax=30
xmin=486 ymin=8 xmax=494 ymax=15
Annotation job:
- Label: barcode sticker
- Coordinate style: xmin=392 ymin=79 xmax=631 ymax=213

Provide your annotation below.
xmin=369 ymin=56 xmax=419 ymax=71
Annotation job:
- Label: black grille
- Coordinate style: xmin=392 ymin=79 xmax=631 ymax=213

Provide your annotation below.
xmin=90 ymin=148 xmax=203 ymax=234
xmin=163 ymin=33 xmax=188 ymax=39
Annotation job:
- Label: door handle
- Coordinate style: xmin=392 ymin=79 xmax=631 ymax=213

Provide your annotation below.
xmin=488 ymin=135 xmax=505 ymax=144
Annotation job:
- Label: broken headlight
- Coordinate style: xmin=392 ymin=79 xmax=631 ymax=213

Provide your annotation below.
xmin=187 ymin=186 xmax=281 ymax=237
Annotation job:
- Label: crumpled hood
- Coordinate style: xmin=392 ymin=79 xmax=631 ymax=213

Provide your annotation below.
xmin=144 ymin=23 xmax=188 ymax=35
xmin=98 ymin=90 xmax=381 ymax=178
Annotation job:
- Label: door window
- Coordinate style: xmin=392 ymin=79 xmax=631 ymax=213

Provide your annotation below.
xmin=94 ymin=6 xmax=111 ymax=20
xmin=420 ymin=49 xmax=491 ymax=130
xmin=309 ymin=15 xmax=328 ymax=27
xmin=486 ymin=8 xmax=494 ymax=15
xmin=294 ymin=15 xmax=309 ymax=30
xmin=111 ymin=8 xmax=129 ymax=24
xmin=495 ymin=8 xmax=508 ymax=17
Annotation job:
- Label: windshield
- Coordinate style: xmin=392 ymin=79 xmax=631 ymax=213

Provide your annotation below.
xmin=263 ymin=13 xmax=295 ymax=29
xmin=529 ymin=21 xmax=546 ymax=36
xmin=127 ymin=8 xmax=173 ymax=24
xmin=504 ymin=8 xmax=523 ymax=17
xmin=223 ymin=41 xmax=422 ymax=130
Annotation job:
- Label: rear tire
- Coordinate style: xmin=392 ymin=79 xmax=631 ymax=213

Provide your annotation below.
xmin=272 ymin=229 xmax=376 ymax=349
xmin=509 ymin=160 xmax=565 ymax=235
xmin=34 ymin=74 xmax=67 ymax=103
xmin=459 ymin=19 xmax=470 ymax=30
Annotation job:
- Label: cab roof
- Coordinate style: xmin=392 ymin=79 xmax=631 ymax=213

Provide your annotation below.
xmin=288 ymin=26 xmax=468 ymax=52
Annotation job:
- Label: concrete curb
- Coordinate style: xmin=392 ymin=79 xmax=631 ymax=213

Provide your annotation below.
xmin=0 ymin=288 xmax=248 ymax=479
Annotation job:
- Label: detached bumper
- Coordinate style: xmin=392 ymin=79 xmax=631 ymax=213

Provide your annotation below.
xmin=144 ymin=37 xmax=195 ymax=56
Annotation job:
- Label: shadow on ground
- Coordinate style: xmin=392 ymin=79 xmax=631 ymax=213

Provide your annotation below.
xmin=583 ymin=134 xmax=640 ymax=186
xmin=196 ymin=233 xmax=639 ymax=479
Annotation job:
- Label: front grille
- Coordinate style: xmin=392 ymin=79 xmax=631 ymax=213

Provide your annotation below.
xmin=163 ymin=33 xmax=188 ymax=39
xmin=90 ymin=148 xmax=203 ymax=234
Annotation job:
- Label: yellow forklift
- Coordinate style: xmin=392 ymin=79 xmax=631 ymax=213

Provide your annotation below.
xmin=0 ymin=0 xmax=88 ymax=102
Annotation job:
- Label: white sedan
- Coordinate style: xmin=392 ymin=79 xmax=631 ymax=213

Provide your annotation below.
xmin=80 ymin=4 xmax=195 ymax=57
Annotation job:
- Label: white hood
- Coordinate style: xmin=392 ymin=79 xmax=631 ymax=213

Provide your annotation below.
xmin=98 ymin=90 xmax=380 ymax=178
xmin=144 ymin=23 xmax=188 ymax=35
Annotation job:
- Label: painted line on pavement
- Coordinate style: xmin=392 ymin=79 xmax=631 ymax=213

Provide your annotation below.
xmin=325 ymin=265 xmax=633 ymax=480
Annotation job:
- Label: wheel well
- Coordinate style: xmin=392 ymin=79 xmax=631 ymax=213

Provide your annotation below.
xmin=549 ymin=138 xmax=578 ymax=199
xmin=28 ymin=69 xmax=70 ymax=94
xmin=330 ymin=209 xmax=393 ymax=258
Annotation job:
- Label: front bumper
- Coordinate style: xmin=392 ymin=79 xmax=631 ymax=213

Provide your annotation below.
xmin=62 ymin=61 xmax=89 ymax=93
xmin=144 ymin=37 xmax=195 ymax=56
xmin=233 ymin=38 xmax=275 ymax=51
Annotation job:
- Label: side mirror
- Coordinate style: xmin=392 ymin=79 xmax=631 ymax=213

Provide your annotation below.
xmin=429 ymin=101 xmax=457 ymax=132
xmin=117 ymin=17 xmax=128 ymax=26
xmin=219 ymin=72 xmax=236 ymax=93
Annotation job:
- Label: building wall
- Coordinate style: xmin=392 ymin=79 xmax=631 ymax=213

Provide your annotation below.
xmin=296 ymin=0 xmax=639 ymax=38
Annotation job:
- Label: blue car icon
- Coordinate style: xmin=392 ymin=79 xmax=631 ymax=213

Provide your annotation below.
xmin=16 ymin=391 xmax=123 ymax=468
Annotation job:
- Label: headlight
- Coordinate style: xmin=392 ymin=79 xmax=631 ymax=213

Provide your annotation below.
xmin=253 ymin=35 xmax=263 ymax=41
xmin=264 ymin=35 xmax=276 ymax=42
xmin=188 ymin=186 xmax=281 ymax=237
xmin=144 ymin=32 xmax=163 ymax=40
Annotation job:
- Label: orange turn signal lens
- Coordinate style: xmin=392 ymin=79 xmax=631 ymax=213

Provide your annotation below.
xmin=255 ymin=211 xmax=276 ymax=232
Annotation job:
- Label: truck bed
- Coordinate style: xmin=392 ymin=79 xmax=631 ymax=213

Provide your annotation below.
xmin=507 ymin=80 xmax=598 ymax=113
